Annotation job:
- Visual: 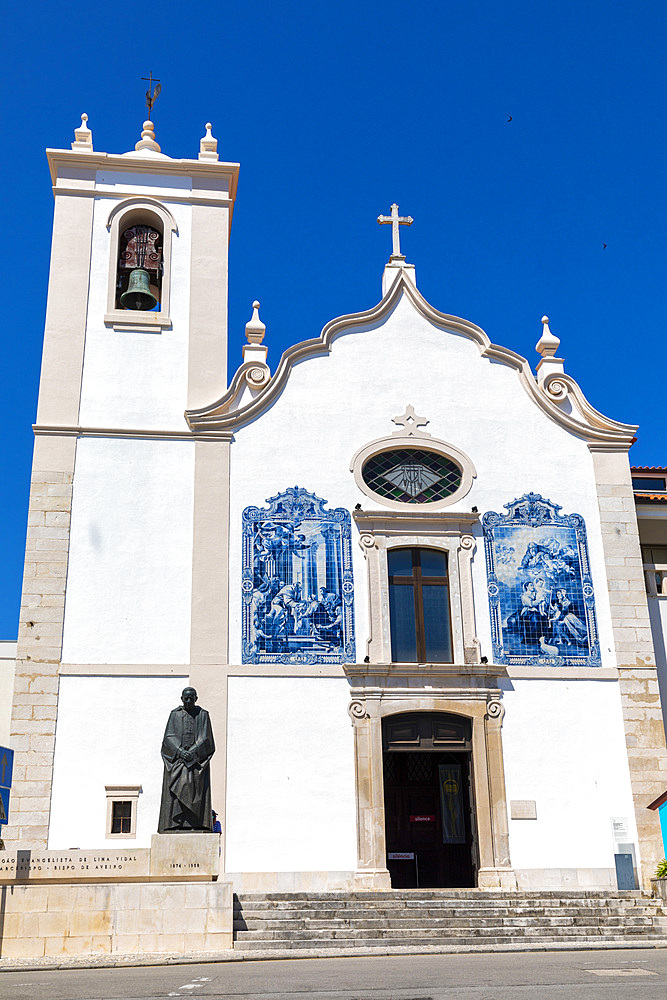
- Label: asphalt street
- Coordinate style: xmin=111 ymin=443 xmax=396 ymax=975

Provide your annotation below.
xmin=2 ymin=949 xmax=667 ymax=1000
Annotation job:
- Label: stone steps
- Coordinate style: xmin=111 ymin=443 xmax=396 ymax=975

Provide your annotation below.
xmin=234 ymin=916 xmax=655 ymax=931
xmin=233 ymin=890 xmax=667 ymax=953
xmin=234 ymin=905 xmax=655 ymax=919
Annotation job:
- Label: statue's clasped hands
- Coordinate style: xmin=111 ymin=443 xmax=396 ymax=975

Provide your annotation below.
xmin=179 ymin=747 xmax=196 ymax=764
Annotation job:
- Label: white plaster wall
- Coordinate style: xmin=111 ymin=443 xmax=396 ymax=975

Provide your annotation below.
xmin=95 ymin=170 xmax=193 ymax=196
xmin=49 ymin=675 xmax=187 ymax=849
xmin=61 ymin=437 xmax=195 ymax=664
xmin=0 ymin=642 xmax=17 ymax=746
xmin=500 ymin=678 xmax=638 ymax=869
xmin=225 ymin=677 xmax=357 ymax=872
xmin=78 ymin=189 xmax=192 ymax=431
xmin=648 ymin=597 xmax=667 ymax=733
xmin=227 ymin=290 xmax=615 ymax=667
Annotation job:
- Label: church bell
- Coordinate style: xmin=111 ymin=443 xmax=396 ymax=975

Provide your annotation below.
xmin=117 ymin=224 xmax=162 ymax=311
xmin=120 ymin=268 xmax=158 ymax=311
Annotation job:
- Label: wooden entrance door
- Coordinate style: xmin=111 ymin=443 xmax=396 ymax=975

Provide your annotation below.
xmin=382 ymin=713 xmax=476 ymax=889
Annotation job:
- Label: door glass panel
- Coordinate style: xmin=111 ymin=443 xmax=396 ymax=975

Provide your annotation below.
xmin=388 ymin=548 xmax=414 ymax=577
xmin=419 ymin=549 xmax=447 ymax=577
xmin=422 ymin=584 xmax=452 ymax=662
xmin=389 ymin=582 xmax=417 ymax=661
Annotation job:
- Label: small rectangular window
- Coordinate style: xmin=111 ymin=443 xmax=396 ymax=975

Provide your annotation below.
xmin=632 ymin=476 xmax=666 ymax=492
xmin=105 ymin=785 xmax=141 ymax=839
xmin=111 ymin=800 xmax=132 ymax=834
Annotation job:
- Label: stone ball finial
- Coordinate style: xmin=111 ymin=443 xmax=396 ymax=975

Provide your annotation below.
xmin=536 ymin=314 xmax=561 ymax=359
xmin=72 ymin=112 xmax=93 ymax=151
xmin=199 ymin=121 xmax=219 ymax=161
xmin=245 ymin=300 xmax=266 ymax=345
xmin=135 ymin=119 xmax=161 ymax=153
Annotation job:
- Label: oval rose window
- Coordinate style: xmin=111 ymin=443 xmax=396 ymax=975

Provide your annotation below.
xmin=361 ymin=448 xmax=463 ymax=504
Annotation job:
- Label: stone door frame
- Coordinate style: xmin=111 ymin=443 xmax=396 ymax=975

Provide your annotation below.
xmin=347 ymin=682 xmax=516 ymax=889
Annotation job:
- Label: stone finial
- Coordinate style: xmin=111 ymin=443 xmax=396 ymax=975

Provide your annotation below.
xmin=535 ymin=315 xmax=565 ymax=384
xmin=536 ymin=315 xmax=560 ymax=359
xmin=71 ymin=113 xmax=93 ymax=151
xmin=245 ymin=300 xmax=266 ymax=345
xmin=199 ymin=122 xmax=219 ymax=162
xmin=135 ymin=119 xmax=161 ymax=153
xmin=243 ymin=300 xmax=269 ymax=373
xmin=392 ymin=404 xmax=431 ymax=438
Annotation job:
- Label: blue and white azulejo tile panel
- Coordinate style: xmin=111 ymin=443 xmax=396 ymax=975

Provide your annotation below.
xmin=242 ymin=486 xmax=355 ymax=664
xmin=482 ymin=493 xmax=600 ymax=667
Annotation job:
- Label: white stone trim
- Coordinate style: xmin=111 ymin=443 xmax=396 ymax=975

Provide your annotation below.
xmin=34 ymin=425 xmax=232 ymax=441
xmin=186 ymin=271 xmax=637 ymax=448
xmin=353 ymin=509 xmax=481 ymax=664
xmin=47 ymin=148 xmax=240 ymax=185
xmin=346 ymin=686 xmax=515 ymax=889
xmin=105 ymin=784 xmax=141 ymax=839
xmin=349 ymin=433 xmax=476 ymax=511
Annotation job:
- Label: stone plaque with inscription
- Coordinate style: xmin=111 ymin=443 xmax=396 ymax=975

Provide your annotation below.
xmin=0 ymin=834 xmax=220 ymax=884
xmin=0 ymin=849 xmax=149 ymax=883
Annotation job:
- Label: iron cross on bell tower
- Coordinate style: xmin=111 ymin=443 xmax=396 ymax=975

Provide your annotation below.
xmin=377 ymin=203 xmax=413 ymax=260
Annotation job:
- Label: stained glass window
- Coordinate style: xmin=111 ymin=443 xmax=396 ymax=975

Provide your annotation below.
xmin=362 ymin=448 xmax=462 ymax=504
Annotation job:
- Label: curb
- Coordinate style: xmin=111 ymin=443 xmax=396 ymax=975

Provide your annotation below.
xmin=2 ymin=938 xmax=667 ymax=972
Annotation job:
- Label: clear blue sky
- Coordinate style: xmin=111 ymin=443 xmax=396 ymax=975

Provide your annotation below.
xmin=1 ymin=1 xmax=665 ymax=639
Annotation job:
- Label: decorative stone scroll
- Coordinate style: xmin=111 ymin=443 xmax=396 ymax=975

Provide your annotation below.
xmin=242 ymin=486 xmax=355 ymax=664
xmin=483 ymin=493 xmax=600 ymax=667
xmin=348 ymin=699 xmax=368 ymax=723
xmin=485 ymin=697 xmax=505 ymax=723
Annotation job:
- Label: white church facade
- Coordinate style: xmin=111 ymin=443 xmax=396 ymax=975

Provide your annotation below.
xmin=6 ymin=115 xmax=667 ymax=893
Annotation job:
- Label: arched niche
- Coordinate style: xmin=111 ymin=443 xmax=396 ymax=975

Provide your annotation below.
xmin=104 ymin=198 xmax=178 ymax=330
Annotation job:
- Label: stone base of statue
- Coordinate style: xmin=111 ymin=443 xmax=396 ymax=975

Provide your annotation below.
xmin=0 ymin=835 xmax=231 ymax=961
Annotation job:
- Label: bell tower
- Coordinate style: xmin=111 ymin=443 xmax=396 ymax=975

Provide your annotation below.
xmin=6 ymin=115 xmax=239 ymax=849
xmin=41 ymin=113 xmax=239 ymax=424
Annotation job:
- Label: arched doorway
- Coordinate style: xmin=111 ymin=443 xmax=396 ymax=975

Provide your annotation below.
xmin=383 ymin=712 xmax=476 ymax=888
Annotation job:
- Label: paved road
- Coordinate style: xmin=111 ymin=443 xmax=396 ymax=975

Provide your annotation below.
xmin=2 ymin=949 xmax=667 ymax=1000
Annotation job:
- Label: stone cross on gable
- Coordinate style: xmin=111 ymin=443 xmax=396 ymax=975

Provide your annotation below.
xmin=377 ymin=203 xmax=413 ymax=259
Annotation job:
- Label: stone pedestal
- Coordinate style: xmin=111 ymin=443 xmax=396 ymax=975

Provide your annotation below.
xmin=150 ymin=833 xmax=220 ymax=879
xmin=477 ymin=866 xmax=518 ymax=889
xmin=353 ymin=868 xmax=391 ymax=890
xmin=0 ymin=834 xmax=231 ymax=960
xmin=652 ymin=877 xmax=667 ymax=903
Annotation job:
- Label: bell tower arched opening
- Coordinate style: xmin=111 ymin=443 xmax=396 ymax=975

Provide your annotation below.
xmin=116 ymin=216 xmax=163 ymax=311
xmin=382 ymin=711 xmax=477 ymax=888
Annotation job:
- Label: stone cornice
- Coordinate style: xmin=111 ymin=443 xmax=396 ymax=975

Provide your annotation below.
xmin=33 ymin=423 xmax=232 ymax=441
xmin=185 ymin=271 xmax=637 ymax=448
xmin=47 ymin=148 xmax=240 ymax=191
xmin=343 ymin=662 xmax=506 ymax=680
xmin=352 ymin=509 xmax=479 ymax=534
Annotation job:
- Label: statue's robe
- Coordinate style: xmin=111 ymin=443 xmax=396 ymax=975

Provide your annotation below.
xmin=158 ymin=705 xmax=215 ymax=832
